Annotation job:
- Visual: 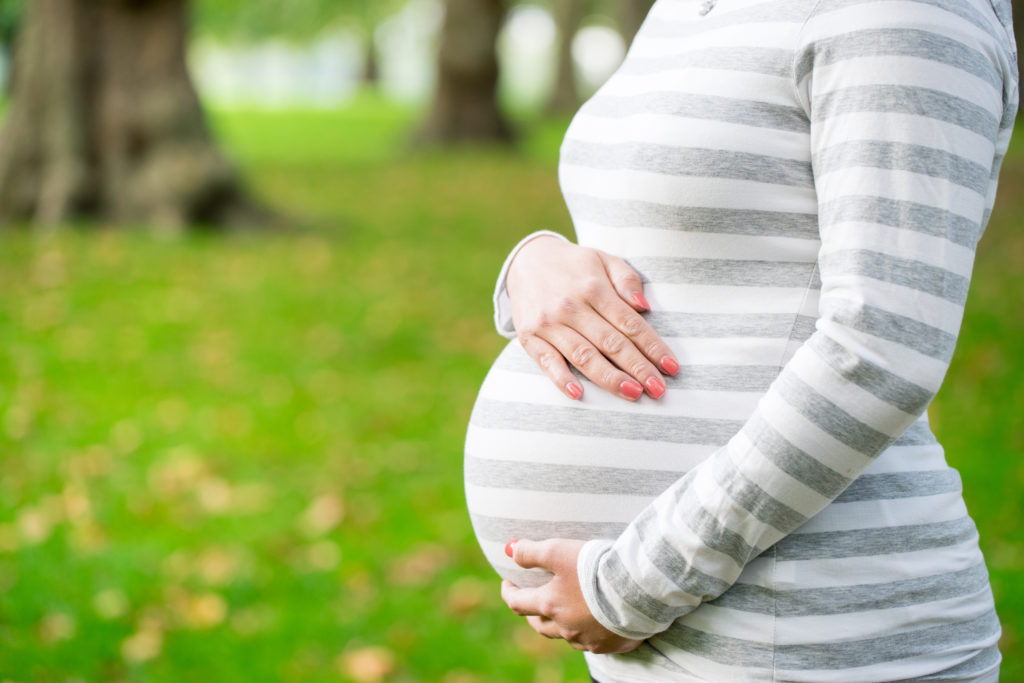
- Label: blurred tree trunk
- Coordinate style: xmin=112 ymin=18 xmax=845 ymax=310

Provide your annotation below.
xmin=619 ymin=0 xmax=655 ymax=46
xmin=417 ymin=0 xmax=512 ymax=144
xmin=547 ymin=0 xmax=585 ymax=115
xmin=0 ymin=0 xmax=254 ymax=229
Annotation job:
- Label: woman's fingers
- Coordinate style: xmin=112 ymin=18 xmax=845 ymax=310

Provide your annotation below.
xmin=596 ymin=252 xmax=680 ymax=377
xmin=518 ymin=335 xmax=585 ymax=400
xmin=521 ymin=328 xmax=645 ymax=401
xmin=598 ymin=250 xmax=650 ymax=312
xmin=507 ymin=238 xmax=679 ymax=399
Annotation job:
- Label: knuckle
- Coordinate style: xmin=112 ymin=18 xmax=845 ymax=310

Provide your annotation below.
xmin=579 ymin=277 xmax=604 ymax=300
xmin=553 ymin=296 xmax=578 ymax=317
xmin=627 ymin=360 xmax=648 ymax=378
xmin=601 ymin=332 xmax=626 ymax=356
xmin=570 ymin=344 xmax=596 ymax=368
xmin=618 ymin=314 xmax=646 ymax=337
xmin=536 ymin=351 xmax=558 ymax=370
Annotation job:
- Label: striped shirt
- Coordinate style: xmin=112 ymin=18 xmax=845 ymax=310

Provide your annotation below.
xmin=465 ymin=0 xmax=1018 ymax=680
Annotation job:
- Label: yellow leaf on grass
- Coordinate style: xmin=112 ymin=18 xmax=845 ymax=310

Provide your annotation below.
xmin=336 ymin=646 xmax=396 ymax=683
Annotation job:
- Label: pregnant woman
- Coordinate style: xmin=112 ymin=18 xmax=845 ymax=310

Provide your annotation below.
xmin=464 ymin=0 xmax=1018 ymax=680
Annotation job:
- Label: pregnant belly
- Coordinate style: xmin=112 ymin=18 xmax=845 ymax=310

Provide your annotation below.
xmin=464 ymin=340 xmax=774 ymax=587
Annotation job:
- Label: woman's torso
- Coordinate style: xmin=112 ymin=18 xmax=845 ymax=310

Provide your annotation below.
xmin=465 ymin=0 xmax=1004 ymax=679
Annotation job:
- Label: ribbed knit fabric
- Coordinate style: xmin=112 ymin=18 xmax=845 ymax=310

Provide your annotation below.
xmin=465 ymin=0 xmax=1017 ymax=680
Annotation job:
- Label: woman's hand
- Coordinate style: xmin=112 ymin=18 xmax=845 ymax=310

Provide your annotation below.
xmin=500 ymin=539 xmax=643 ymax=654
xmin=506 ymin=236 xmax=678 ymax=401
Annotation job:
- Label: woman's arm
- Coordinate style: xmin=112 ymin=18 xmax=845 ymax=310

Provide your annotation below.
xmin=503 ymin=0 xmax=1018 ymax=645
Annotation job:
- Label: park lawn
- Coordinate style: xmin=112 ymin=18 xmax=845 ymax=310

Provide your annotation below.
xmin=0 ymin=97 xmax=1021 ymax=682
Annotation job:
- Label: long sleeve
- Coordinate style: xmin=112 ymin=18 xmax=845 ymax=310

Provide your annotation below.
xmin=577 ymin=0 xmax=1018 ymax=640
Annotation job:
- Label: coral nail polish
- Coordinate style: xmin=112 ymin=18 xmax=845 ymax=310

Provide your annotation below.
xmin=566 ymin=382 xmax=583 ymax=400
xmin=660 ymin=357 xmax=680 ymax=376
xmin=505 ymin=540 xmax=518 ymax=558
xmin=646 ymin=376 xmax=666 ymax=399
xmin=620 ymin=380 xmax=644 ymax=399
xmin=631 ymin=292 xmax=651 ymax=311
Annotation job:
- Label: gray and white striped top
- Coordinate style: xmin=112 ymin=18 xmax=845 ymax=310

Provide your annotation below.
xmin=465 ymin=0 xmax=1018 ymax=680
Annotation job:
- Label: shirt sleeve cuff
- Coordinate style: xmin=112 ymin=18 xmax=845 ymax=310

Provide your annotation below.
xmin=493 ymin=230 xmax=569 ymax=339
xmin=577 ymin=538 xmax=654 ymax=641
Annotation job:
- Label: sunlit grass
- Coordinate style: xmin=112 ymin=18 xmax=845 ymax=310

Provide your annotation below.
xmin=0 ymin=96 xmax=1021 ymax=681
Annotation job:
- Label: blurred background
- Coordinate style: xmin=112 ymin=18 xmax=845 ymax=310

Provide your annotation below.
xmin=0 ymin=0 xmax=1020 ymax=681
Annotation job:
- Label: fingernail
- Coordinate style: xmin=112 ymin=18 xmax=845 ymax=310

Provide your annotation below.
xmin=620 ymin=380 xmax=643 ymax=399
xmin=631 ymin=292 xmax=650 ymax=311
xmin=505 ymin=540 xmax=518 ymax=558
xmin=645 ymin=376 xmax=666 ymax=399
xmin=566 ymin=382 xmax=583 ymax=400
xmin=660 ymin=357 xmax=679 ymax=376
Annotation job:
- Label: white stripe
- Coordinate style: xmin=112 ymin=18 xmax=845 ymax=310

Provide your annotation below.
xmin=574 ymin=223 xmax=820 ymax=262
xmin=646 ymin=283 xmax=815 ymax=315
xmin=813 ymin=57 xmax=1002 ymax=113
xmin=792 ymin=492 xmax=969 ymax=534
xmin=600 ymin=69 xmax=798 ymax=105
xmin=815 ymin=168 xmax=986 ymax=220
xmin=819 ymin=221 xmax=976 ymax=276
xmin=478 ymin=369 xmax=763 ymax=419
xmin=465 ymin=484 xmax=650 ymax=522
xmin=466 ymin=426 xmax=714 ymax=471
xmin=817 ymin=113 xmax=996 ymax=167
xmin=773 ymin=587 xmax=997 ymax=646
xmin=568 ymin=112 xmax=811 ymax=161
xmin=561 ymin=165 xmax=819 ymax=213
xmin=772 ymin=536 xmax=985 ymax=589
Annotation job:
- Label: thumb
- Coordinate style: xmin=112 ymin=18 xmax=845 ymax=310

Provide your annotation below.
xmin=507 ymin=539 xmax=547 ymax=570
xmin=598 ymin=251 xmax=649 ymax=312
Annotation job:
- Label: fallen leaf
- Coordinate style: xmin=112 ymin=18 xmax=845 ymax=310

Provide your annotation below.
xmin=336 ymin=646 xmax=396 ymax=683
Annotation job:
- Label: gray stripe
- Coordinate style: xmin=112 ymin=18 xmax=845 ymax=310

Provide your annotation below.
xmin=469 ymin=514 xmax=626 ymax=543
xmin=818 ymin=249 xmax=970 ymax=304
xmin=835 ymin=469 xmax=962 ymax=503
xmin=815 ymin=140 xmax=991 ymax=195
xmin=464 ymin=457 xmax=682 ymax=496
xmin=665 ymin=483 xmax=761 ymax=567
xmin=581 ymin=92 xmax=808 ymax=132
xmin=775 ymin=371 xmax=894 ymax=455
xmin=630 ymin=256 xmax=816 ymax=287
xmin=743 ymin=414 xmax=852 ymax=498
xmin=563 ymin=194 xmax=819 ymax=239
xmin=776 ymin=610 xmax=1000 ymax=670
xmin=656 ymin=623 xmax=774 ymax=668
xmin=818 ymin=195 xmax=981 ymax=247
xmin=623 ymin=47 xmax=794 ymax=78
xmin=906 ymin=643 xmax=1001 ymax=681
xmin=814 ymin=86 xmax=999 ymax=140
xmin=491 ymin=348 xmax=781 ymax=392
xmin=776 ymin=516 xmax=978 ymax=561
xmin=599 ymin=551 xmax=687 ymax=632
xmin=561 ymin=140 xmax=814 ymax=187
xmin=790 ymin=314 xmax=817 ymax=342
xmin=830 ymin=301 xmax=958 ymax=361
xmin=795 ymin=29 xmax=1002 ymax=90
xmin=645 ymin=311 xmax=815 ymax=338
xmin=812 ymin=0 xmax=1001 ymax=44
xmin=712 ymin=455 xmax=808 ymax=532
xmin=893 ymin=420 xmax=938 ymax=446
xmin=631 ymin=493 xmax=737 ymax=599
xmin=809 ymin=334 xmax=935 ymax=415
xmin=711 ymin=562 xmax=990 ymax=616
xmin=470 ymin=399 xmax=742 ymax=445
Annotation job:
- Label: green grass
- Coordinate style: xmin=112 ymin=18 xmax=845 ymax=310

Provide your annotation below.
xmin=0 ymin=97 xmax=1021 ymax=682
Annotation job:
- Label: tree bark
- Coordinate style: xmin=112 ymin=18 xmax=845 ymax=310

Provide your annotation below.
xmin=618 ymin=0 xmax=656 ymax=46
xmin=416 ymin=0 xmax=512 ymax=144
xmin=547 ymin=0 xmax=586 ymax=115
xmin=0 ymin=0 xmax=254 ymax=229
